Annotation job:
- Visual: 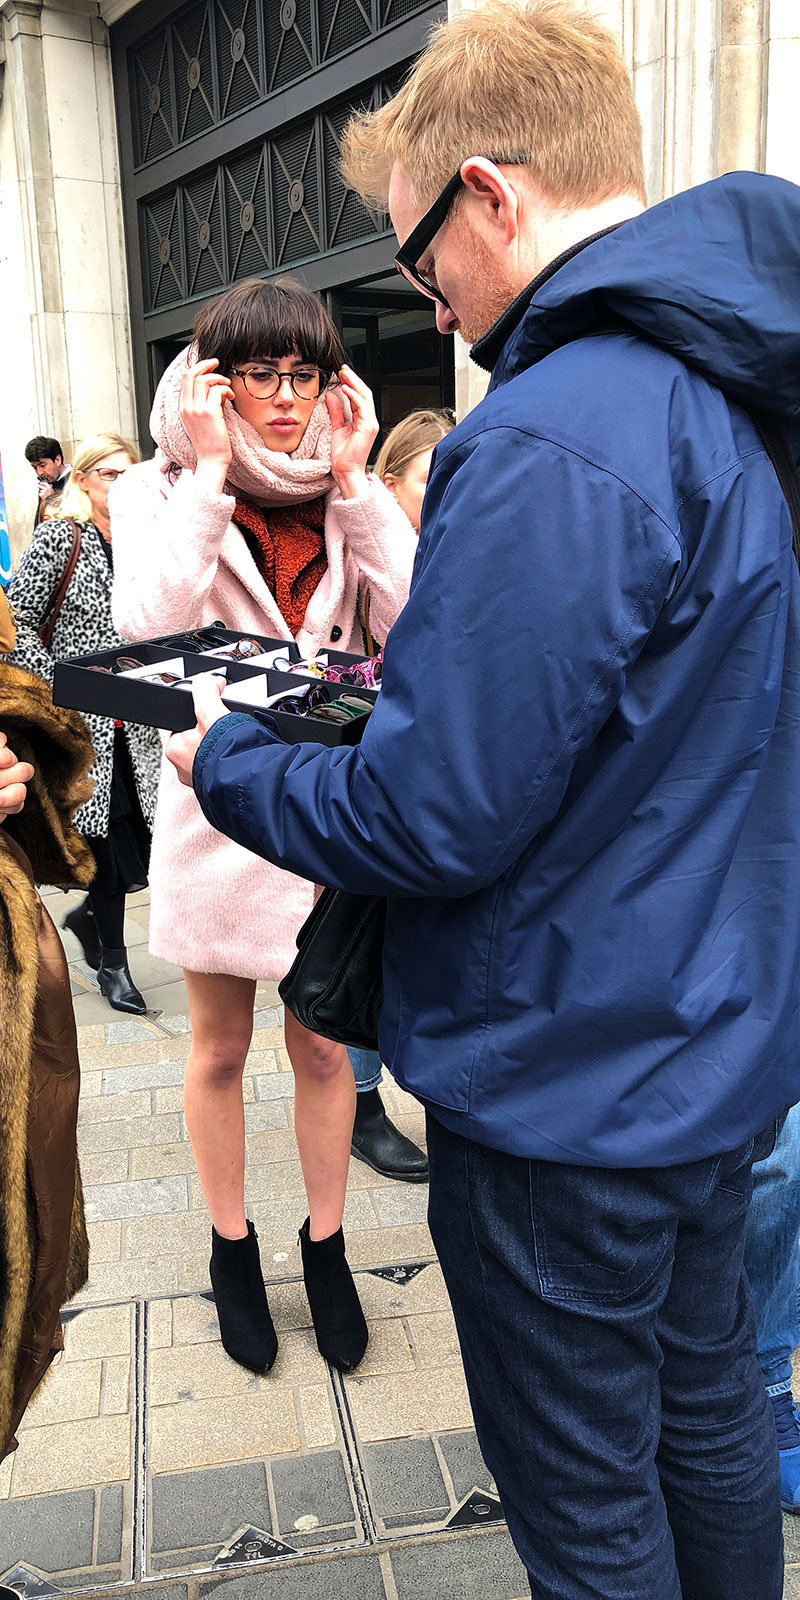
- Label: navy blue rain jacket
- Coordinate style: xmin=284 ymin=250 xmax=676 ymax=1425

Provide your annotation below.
xmin=195 ymin=171 xmax=800 ymax=1166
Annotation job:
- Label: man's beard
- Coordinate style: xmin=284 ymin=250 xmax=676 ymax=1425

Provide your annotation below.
xmin=456 ymin=219 xmax=520 ymax=346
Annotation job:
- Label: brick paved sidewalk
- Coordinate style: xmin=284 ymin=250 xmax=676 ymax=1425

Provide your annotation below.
xmin=2 ymin=886 xmax=799 ymax=1599
xmin=0 ymin=886 xmax=528 ymax=1599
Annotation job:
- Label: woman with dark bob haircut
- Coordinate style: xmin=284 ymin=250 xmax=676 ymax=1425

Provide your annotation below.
xmin=110 ymin=277 xmax=416 ymax=1376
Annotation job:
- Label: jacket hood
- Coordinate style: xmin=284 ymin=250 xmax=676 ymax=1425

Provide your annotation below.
xmin=479 ymin=172 xmax=800 ymax=421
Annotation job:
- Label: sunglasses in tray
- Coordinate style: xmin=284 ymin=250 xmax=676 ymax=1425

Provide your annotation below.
xmin=52 ymin=626 xmax=379 ymax=745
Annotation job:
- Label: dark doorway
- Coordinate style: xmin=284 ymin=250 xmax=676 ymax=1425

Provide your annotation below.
xmin=337 ymin=271 xmax=454 ymax=440
xmin=150 ymin=337 xmax=190 ymax=398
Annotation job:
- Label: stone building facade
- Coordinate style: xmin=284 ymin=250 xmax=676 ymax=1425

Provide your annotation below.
xmin=0 ymin=0 xmax=798 ymax=558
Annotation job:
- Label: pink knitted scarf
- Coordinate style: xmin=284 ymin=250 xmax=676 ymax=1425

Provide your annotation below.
xmin=149 ymin=343 xmax=336 ymax=508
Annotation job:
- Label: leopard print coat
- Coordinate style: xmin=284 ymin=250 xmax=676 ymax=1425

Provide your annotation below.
xmin=6 ymin=519 xmax=161 ymax=837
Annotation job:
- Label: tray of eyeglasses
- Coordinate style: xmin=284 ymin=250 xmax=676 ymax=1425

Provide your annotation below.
xmin=52 ymin=625 xmax=382 ymax=745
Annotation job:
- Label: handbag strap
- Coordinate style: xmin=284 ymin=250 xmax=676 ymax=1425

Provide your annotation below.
xmin=38 ymin=518 xmax=82 ymax=649
xmin=362 ymin=587 xmax=377 ymax=658
xmin=745 ymin=409 xmax=800 ymax=573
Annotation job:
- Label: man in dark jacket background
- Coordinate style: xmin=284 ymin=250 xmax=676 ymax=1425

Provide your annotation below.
xmin=167 ymin=2 xmax=800 ymax=1594
xmin=24 ymin=435 xmax=71 ymax=527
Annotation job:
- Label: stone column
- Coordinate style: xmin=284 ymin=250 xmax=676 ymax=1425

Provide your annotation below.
xmin=716 ymin=0 xmax=766 ymax=177
xmin=0 ymin=0 xmax=136 ymax=561
xmin=631 ymin=0 xmax=800 ymax=199
xmin=763 ymin=0 xmax=800 ymax=184
xmin=630 ymin=0 xmax=721 ymax=204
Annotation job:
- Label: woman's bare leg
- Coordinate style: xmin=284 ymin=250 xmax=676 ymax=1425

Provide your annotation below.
xmin=283 ymin=1010 xmax=355 ymax=1241
xmin=183 ymin=969 xmax=256 ymax=1240
xmin=284 ymin=1009 xmax=367 ymax=1370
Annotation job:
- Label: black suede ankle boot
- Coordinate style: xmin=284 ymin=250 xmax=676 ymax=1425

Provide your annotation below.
xmin=97 ymin=948 xmax=146 ymax=1014
xmin=352 ymin=1088 xmax=429 ymax=1182
xmin=299 ymin=1217 xmax=368 ymax=1373
xmin=209 ymin=1220 xmax=278 ymax=1374
xmin=63 ymin=899 xmax=102 ymax=969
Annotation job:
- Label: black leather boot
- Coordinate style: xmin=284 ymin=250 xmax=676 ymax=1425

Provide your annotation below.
xmin=97 ymin=948 xmax=147 ymax=1014
xmin=63 ymin=899 xmax=102 ymax=969
xmin=299 ymin=1217 xmax=368 ymax=1373
xmin=351 ymin=1088 xmax=429 ymax=1182
xmin=210 ymin=1220 xmax=277 ymax=1374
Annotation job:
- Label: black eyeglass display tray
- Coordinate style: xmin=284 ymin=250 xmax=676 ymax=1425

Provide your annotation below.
xmin=52 ymin=628 xmax=378 ymax=746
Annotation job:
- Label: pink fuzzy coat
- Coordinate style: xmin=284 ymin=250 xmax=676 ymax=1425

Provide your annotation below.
xmin=110 ymin=458 xmax=415 ymax=980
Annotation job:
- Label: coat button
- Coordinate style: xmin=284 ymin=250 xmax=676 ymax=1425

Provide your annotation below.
xmin=330 ymin=625 xmax=342 ymax=641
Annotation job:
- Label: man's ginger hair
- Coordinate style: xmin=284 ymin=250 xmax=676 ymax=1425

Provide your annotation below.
xmin=340 ymin=0 xmax=645 ymax=212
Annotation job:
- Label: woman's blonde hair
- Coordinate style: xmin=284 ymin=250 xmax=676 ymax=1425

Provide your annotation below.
xmin=341 ymin=0 xmax=645 ymax=211
xmin=375 ymin=409 xmax=454 ymax=482
xmin=59 ymin=432 xmax=139 ymax=522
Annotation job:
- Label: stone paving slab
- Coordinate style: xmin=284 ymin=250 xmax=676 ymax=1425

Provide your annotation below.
xmin=787 ymin=1518 xmax=800 ymax=1564
xmin=389 ymin=1530 xmax=528 ymax=1598
xmin=0 ymin=1273 xmax=506 ymax=1589
xmin=143 ymin=1293 xmax=365 ymax=1575
xmin=197 ymin=1550 xmax=389 ymax=1599
xmin=333 ymin=1262 xmax=493 ymax=1539
xmin=85 ymin=1176 xmax=189 ymax=1224
xmin=102 ymin=1059 xmax=189 ymax=1093
xmin=0 ymin=1304 xmax=136 ymax=1589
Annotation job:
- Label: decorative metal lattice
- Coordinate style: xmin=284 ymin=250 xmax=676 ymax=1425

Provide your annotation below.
xmin=223 ymin=146 xmax=271 ymax=277
xmin=131 ymin=31 xmax=175 ymax=164
xmin=183 ymin=170 xmax=226 ymax=296
xmin=323 ymin=89 xmax=384 ymax=249
xmin=130 ymin=0 xmax=434 ymax=168
xmin=381 ymin=0 xmax=430 ymax=24
xmin=216 ymin=0 xmax=262 ymax=119
xmin=264 ymin=0 xmax=315 ymax=93
xmin=270 ymin=121 xmax=321 ymax=267
xmin=144 ymin=191 xmax=185 ymax=309
xmin=318 ymin=0 xmax=372 ymax=64
xmin=139 ymin=77 xmax=404 ymax=312
xmin=173 ymin=1 xmax=217 ymax=143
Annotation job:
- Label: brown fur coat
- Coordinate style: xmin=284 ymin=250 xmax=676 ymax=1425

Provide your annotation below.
xmin=0 ymin=661 xmax=95 ymax=1459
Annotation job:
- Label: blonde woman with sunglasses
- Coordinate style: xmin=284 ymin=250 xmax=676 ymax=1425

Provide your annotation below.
xmin=7 ymin=432 xmax=161 ymax=1014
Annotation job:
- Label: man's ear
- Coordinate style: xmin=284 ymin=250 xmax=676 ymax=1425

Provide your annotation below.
xmin=55 ymin=455 xmax=63 ymax=471
xmin=459 ymin=157 xmax=520 ymax=243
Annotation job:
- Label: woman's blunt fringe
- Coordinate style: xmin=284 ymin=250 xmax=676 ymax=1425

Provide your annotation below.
xmin=193 ymin=278 xmax=345 ymax=377
xmin=339 ymin=0 xmax=646 ymax=212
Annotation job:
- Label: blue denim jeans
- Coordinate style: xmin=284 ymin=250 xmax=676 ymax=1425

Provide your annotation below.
xmin=347 ymin=1047 xmax=382 ymax=1093
xmin=426 ymin=1113 xmax=783 ymax=1600
xmin=745 ymin=1102 xmax=800 ymax=1397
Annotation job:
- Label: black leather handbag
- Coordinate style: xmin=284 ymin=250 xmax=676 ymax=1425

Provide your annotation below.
xmin=278 ymin=885 xmax=386 ymax=1049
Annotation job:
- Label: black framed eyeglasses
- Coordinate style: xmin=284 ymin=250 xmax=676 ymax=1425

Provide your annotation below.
xmin=394 ymin=171 xmax=465 ymax=308
xmin=229 ymin=365 xmax=338 ymax=401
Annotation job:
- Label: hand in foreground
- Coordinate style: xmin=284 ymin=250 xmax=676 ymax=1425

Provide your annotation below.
xmin=0 ymin=731 xmax=34 ymax=819
xmin=180 ymin=357 xmax=235 ymax=493
xmin=166 ymin=674 xmax=230 ymax=789
xmin=326 ymin=365 xmax=379 ymax=499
